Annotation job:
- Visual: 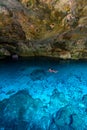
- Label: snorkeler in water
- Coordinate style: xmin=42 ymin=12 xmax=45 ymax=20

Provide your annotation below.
xmin=48 ymin=68 xmax=58 ymax=73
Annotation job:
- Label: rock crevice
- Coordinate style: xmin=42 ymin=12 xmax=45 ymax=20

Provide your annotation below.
xmin=0 ymin=0 xmax=87 ymax=59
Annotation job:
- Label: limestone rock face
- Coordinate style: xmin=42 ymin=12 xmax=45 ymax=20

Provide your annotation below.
xmin=0 ymin=0 xmax=87 ymax=59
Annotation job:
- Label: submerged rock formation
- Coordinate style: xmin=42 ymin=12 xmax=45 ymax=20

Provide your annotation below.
xmin=0 ymin=90 xmax=87 ymax=130
xmin=0 ymin=0 xmax=87 ymax=59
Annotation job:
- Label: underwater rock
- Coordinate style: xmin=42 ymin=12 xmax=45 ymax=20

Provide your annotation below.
xmin=0 ymin=90 xmax=46 ymax=129
xmin=49 ymin=89 xmax=67 ymax=111
xmin=49 ymin=123 xmax=58 ymax=130
xmin=2 ymin=120 xmax=29 ymax=130
xmin=0 ymin=89 xmax=87 ymax=129
xmin=53 ymin=105 xmax=87 ymax=130
xmin=38 ymin=116 xmax=51 ymax=130
xmin=30 ymin=69 xmax=47 ymax=81
xmin=82 ymin=94 xmax=87 ymax=106
xmin=6 ymin=90 xmax=15 ymax=95
xmin=54 ymin=106 xmax=73 ymax=127
xmin=70 ymin=114 xmax=86 ymax=130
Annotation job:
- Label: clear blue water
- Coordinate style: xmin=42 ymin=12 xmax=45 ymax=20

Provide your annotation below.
xmin=0 ymin=57 xmax=87 ymax=130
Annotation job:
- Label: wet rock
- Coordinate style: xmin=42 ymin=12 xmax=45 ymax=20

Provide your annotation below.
xmin=0 ymin=48 xmax=10 ymax=56
xmin=59 ymin=51 xmax=71 ymax=59
xmin=0 ymin=6 xmax=9 ymax=15
xmin=17 ymin=42 xmax=34 ymax=56
xmin=0 ymin=0 xmax=87 ymax=59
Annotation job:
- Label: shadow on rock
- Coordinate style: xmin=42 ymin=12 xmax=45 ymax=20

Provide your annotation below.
xmin=30 ymin=69 xmax=48 ymax=81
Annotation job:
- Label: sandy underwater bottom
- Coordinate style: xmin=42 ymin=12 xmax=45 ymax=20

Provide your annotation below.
xmin=0 ymin=57 xmax=87 ymax=130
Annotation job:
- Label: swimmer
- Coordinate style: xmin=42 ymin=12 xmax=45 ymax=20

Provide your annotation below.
xmin=48 ymin=68 xmax=58 ymax=73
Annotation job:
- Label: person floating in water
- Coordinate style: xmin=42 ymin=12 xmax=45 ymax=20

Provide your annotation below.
xmin=48 ymin=68 xmax=58 ymax=73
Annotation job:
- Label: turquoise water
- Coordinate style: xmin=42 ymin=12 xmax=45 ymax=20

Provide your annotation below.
xmin=0 ymin=57 xmax=87 ymax=130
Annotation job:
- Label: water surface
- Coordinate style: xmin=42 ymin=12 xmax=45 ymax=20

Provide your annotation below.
xmin=0 ymin=57 xmax=87 ymax=129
